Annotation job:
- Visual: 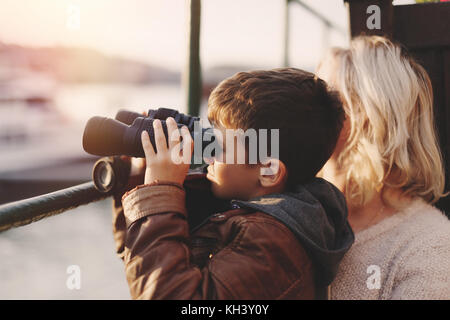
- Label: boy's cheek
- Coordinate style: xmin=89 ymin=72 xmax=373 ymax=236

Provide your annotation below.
xmin=210 ymin=182 xmax=229 ymax=199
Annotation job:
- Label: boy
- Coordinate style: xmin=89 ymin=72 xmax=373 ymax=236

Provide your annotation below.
xmin=112 ymin=68 xmax=354 ymax=299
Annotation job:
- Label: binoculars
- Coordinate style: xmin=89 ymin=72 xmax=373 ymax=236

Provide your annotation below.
xmin=83 ymin=107 xmax=214 ymax=158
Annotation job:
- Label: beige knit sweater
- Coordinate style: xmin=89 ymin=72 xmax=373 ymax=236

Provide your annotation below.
xmin=330 ymin=198 xmax=450 ymax=300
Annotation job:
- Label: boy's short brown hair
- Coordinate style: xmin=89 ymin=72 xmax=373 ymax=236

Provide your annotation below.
xmin=207 ymin=67 xmax=344 ymax=188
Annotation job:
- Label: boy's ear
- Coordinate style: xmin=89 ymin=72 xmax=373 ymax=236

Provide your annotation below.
xmin=258 ymin=159 xmax=287 ymax=188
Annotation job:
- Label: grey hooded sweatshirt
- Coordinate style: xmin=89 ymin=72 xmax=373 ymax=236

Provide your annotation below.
xmin=231 ymin=177 xmax=355 ymax=287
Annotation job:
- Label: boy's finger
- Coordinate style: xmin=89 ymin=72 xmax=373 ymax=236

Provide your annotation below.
xmin=141 ymin=130 xmax=156 ymax=161
xmin=166 ymin=117 xmax=181 ymax=149
xmin=180 ymin=125 xmax=193 ymax=164
xmin=153 ymin=119 xmax=167 ymax=154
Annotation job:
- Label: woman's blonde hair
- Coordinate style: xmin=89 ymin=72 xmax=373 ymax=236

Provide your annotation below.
xmin=317 ymin=36 xmax=447 ymax=207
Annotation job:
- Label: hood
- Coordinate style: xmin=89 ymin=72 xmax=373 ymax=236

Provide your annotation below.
xmin=231 ymin=177 xmax=354 ymax=287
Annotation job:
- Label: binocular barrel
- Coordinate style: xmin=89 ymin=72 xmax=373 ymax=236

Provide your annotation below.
xmin=83 ymin=108 xmax=214 ymax=158
xmin=116 ymin=107 xmax=200 ymax=127
xmin=115 ymin=109 xmax=142 ymax=125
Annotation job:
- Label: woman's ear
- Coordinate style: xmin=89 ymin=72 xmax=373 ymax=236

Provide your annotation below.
xmin=258 ymin=159 xmax=287 ymax=188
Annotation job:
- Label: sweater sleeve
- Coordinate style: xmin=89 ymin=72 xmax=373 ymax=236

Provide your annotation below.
xmin=390 ymin=235 xmax=450 ymax=299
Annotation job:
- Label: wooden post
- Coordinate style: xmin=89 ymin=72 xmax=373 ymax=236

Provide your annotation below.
xmin=185 ymin=0 xmax=202 ymax=116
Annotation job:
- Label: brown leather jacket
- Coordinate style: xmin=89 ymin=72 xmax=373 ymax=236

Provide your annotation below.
xmin=112 ymin=172 xmax=317 ymax=299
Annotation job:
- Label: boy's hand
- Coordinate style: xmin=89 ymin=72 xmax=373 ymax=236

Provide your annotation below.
xmin=141 ymin=117 xmax=193 ymax=185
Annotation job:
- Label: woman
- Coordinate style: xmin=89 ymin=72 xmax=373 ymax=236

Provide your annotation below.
xmin=316 ymin=36 xmax=450 ymax=299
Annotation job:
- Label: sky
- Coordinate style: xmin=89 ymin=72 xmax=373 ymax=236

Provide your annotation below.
xmin=0 ymin=0 xmax=357 ymax=71
xmin=0 ymin=0 xmax=416 ymax=71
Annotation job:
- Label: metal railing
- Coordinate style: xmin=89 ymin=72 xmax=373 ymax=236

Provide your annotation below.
xmin=0 ymin=0 xmax=345 ymax=232
xmin=0 ymin=182 xmax=107 ymax=232
xmin=0 ymin=155 xmax=130 ymax=232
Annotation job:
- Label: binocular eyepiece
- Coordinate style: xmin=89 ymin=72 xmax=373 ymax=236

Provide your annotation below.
xmin=82 ymin=107 xmax=214 ymax=158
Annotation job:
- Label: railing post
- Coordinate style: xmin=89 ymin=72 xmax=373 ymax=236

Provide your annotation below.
xmin=185 ymin=0 xmax=202 ymax=117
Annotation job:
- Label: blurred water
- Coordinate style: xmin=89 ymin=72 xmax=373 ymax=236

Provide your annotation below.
xmin=0 ymin=82 xmax=197 ymax=299
xmin=54 ymin=83 xmax=187 ymax=124
xmin=0 ymin=83 xmax=188 ymax=176
xmin=0 ymin=199 xmax=130 ymax=299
